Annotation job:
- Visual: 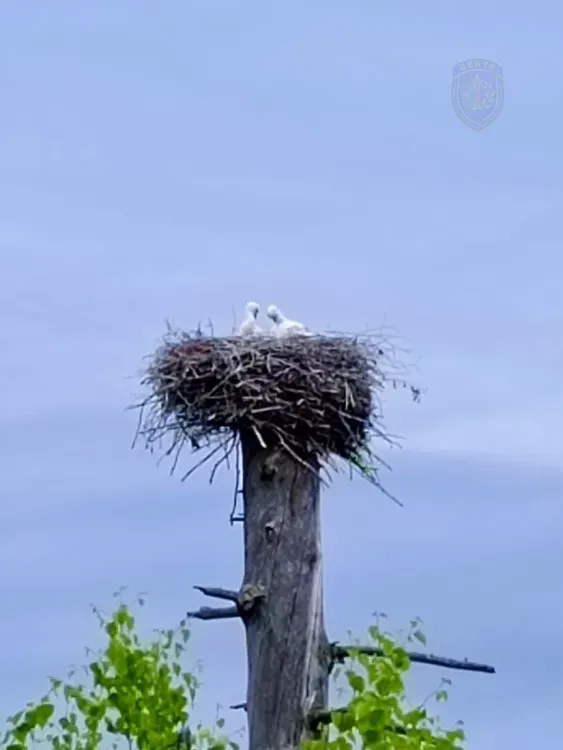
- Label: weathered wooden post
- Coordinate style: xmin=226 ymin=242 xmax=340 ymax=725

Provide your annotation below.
xmin=239 ymin=444 xmax=328 ymax=749
xmin=136 ymin=327 xmax=495 ymax=750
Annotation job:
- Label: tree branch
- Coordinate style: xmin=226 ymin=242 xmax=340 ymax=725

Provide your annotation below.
xmin=187 ymin=583 xmax=266 ymax=622
xmin=186 ymin=606 xmax=239 ymax=621
xmin=193 ymin=585 xmax=239 ymax=603
xmin=330 ymin=644 xmax=495 ymax=674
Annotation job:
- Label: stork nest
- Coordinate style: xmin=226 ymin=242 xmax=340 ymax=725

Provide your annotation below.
xmin=133 ymin=326 xmax=418 ymax=507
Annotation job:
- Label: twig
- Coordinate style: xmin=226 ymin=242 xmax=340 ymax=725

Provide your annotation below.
xmin=180 ymin=439 xmax=229 ymax=482
xmin=130 ymin=404 xmax=145 ymax=450
xmin=331 ymin=644 xmax=496 ymax=674
xmin=186 ymin=606 xmax=239 ymax=621
xmin=193 ymin=586 xmax=239 ymax=603
xmin=276 ymin=432 xmax=324 ymax=485
xmin=209 ymin=434 xmax=237 ymax=484
xmin=230 ymin=442 xmax=242 ymax=525
xmin=251 ymin=425 xmax=267 ymax=449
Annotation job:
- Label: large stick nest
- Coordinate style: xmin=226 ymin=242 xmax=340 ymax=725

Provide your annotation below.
xmin=133 ymin=327 xmax=418 ymax=503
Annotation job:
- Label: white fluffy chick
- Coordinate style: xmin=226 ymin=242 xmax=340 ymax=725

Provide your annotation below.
xmin=237 ymin=301 xmax=263 ymax=336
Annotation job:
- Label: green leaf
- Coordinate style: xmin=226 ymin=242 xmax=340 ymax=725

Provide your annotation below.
xmin=332 ymin=710 xmax=355 ymax=733
xmin=375 ymin=677 xmax=391 ymax=695
xmin=412 ymin=629 xmax=427 ymax=646
xmin=347 ymin=672 xmax=365 ymax=693
xmin=12 ymin=722 xmax=33 ymax=743
xmin=368 ymin=625 xmax=380 ymax=642
xmin=27 ymin=702 xmax=55 ymax=728
xmin=216 ymin=718 xmax=225 ymax=729
xmin=391 ymin=648 xmax=411 ymax=672
xmin=403 ymin=707 xmax=427 ymax=727
xmin=361 ymin=728 xmax=384 ymax=744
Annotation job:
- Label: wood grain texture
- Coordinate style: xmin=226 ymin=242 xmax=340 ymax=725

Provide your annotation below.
xmin=241 ymin=441 xmax=329 ymax=750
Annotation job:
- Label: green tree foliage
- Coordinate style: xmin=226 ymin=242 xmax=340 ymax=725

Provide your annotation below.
xmin=305 ymin=618 xmax=465 ymax=750
xmin=1 ymin=599 xmax=464 ymax=750
xmin=0 ymin=596 xmax=234 ymax=750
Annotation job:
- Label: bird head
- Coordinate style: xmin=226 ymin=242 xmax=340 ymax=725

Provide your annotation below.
xmin=245 ymin=301 xmax=259 ymax=318
xmin=266 ymin=304 xmax=283 ymax=323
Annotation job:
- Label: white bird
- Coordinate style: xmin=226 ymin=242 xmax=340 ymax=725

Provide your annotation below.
xmin=237 ymin=301 xmax=262 ymax=336
xmin=266 ymin=304 xmax=313 ymax=337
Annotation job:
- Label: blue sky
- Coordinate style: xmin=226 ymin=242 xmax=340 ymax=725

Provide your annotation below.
xmin=1 ymin=1 xmax=562 ymax=747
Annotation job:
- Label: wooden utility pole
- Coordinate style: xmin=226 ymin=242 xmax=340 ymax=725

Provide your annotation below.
xmin=140 ymin=330 xmax=496 ymax=750
xmin=190 ymin=444 xmax=329 ymax=750
xmin=242 ymin=445 xmax=328 ymax=749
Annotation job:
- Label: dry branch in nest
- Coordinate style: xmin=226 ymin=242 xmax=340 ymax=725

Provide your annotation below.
xmin=132 ymin=326 xmax=419 ymax=502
